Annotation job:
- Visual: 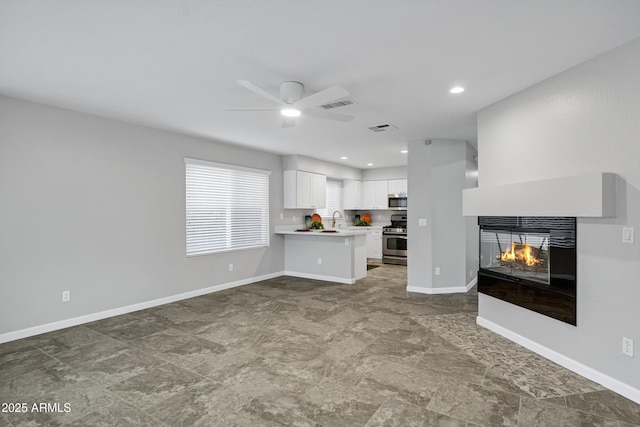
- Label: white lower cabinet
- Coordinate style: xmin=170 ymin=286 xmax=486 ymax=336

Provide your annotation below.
xmin=366 ymin=227 xmax=383 ymax=260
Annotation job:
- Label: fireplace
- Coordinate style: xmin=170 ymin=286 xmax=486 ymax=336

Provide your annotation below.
xmin=478 ymin=217 xmax=577 ymax=325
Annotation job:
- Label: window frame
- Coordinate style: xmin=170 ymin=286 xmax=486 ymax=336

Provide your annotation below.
xmin=184 ymin=157 xmax=271 ymax=257
xmin=315 ymin=178 xmax=344 ymax=220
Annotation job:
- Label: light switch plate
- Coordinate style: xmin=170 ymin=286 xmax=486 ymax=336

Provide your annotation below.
xmin=419 ymin=218 xmax=427 ymax=227
xmin=622 ymin=226 xmax=634 ymax=244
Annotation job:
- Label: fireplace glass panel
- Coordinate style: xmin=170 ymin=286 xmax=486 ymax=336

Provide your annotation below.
xmin=480 ymin=229 xmax=550 ymax=286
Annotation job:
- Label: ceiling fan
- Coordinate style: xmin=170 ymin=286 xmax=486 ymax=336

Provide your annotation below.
xmin=225 ymin=80 xmax=355 ymax=128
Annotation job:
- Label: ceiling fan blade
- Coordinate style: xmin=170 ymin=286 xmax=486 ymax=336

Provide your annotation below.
xmin=236 ymin=80 xmax=284 ymax=105
xmin=305 ymin=108 xmax=354 ymax=122
xmin=294 ymin=85 xmax=350 ymax=110
xmin=282 ymin=117 xmax=297 ymax=128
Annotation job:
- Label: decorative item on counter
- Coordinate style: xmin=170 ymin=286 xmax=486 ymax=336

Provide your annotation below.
xmin=310 ymin=213 xmax=324 ymax=230
xmin=356 ymin=213 xmax=372 ymax=226
xmin=305 ymin=215 xmax=312 ymax=228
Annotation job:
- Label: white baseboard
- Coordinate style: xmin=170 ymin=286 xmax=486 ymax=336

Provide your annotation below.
xmin=466 ymin=276 xmax=478 ymax=290
xmin=283 ymin=270 xmax=355 ymax=284
xmin=407 ymin=277 xmax=477 ymax=295
xmin=0 ymin=271 xmax=284 ymax=344
xmin=476 ymin=316 xmax=640 ymax=405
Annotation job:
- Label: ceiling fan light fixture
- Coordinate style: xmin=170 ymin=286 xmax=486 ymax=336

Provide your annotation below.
xmin=281 ymin=107 xmax=301 ymax=117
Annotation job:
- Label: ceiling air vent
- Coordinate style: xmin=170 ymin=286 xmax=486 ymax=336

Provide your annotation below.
xmin=367 ymin=123 xmax=398 ymax=133
xmin=320 ymin=99 xmax=355 ymax=110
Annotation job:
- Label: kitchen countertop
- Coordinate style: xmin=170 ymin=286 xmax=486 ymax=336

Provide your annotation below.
xmin=275 ymin=228 xmax=368 ymax=236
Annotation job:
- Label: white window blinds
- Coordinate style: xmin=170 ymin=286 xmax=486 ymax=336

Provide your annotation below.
xmin=316 ymin=179 xmax=343 ymax=219
xmin=185 ymin=158 xmax=270 ymax=256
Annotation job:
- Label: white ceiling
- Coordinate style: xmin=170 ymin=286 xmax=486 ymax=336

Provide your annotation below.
xmin=2 ymin=1 xmax=640 ymax=169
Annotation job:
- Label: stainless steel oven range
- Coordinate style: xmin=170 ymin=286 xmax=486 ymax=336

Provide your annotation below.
xmin=383 ymin=213 xmax=407 ymax=265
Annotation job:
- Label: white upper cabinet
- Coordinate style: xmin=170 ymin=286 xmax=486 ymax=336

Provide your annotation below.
xmin=362 ymin=180 xmax=389 ymax=210
xmin=388 ymin=179 xmax=408 ymax=195
xmin=284 ymin=170 xmax=327 ymax=209
xmin=310 ymin=172 xmax=327 ymax=208
xmin=343 ymin=179 xmax=362 ymax=210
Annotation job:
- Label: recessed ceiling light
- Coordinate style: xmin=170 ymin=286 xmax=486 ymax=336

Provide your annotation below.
xmin=280 ymin=108 xmax=301 ymax=117
xmin=400 ymin=150 xmax=408 ymax=154
xmin=450 ymin=86 xmax=465 ymax=94
xmin=367 ymin=163 xmax=373 ymax=166
xmin=340 ymin=156 xmax=348 ymax=160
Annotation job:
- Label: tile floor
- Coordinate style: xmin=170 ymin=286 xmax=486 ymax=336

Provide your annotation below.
xmin=1 ymin=265 xmax=639 ymax=426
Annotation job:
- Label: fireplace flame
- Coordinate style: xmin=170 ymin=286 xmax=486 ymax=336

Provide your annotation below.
xmin=501 ymin=243 xmax=542 ymax=267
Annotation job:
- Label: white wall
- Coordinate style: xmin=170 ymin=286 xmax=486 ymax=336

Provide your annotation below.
xmin=407 ymin=139 xmax=477 ymax=293
xmin=283 ymin=154 xmax=362 ymax=180
xmin=0 ymin=96 xmax=286 ymax=337
xmin=465 ymin=145 xmax=479 ymax=283
xmin=362 ymin=166 xmax=407 ymax=181
xmin=407 ymin=141 xmax=433 ymax=290
xmin=477 ymin=36 xmax=640 ymax=396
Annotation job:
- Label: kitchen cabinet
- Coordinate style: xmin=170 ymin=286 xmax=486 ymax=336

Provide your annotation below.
xmin=362 ymin=180 xmax=389 ymax=209
xmin=276 ymin=229 xmax=367 ymax=284
xmin=342 ymin=179 xmax=362 ymax=210
xmin=388 ymin=179 xmax=408 ymax=195
xmin=284 ymin=170 xmax=327 ymax=209
xmin=366 ymin=226 xmax=383 ymax=260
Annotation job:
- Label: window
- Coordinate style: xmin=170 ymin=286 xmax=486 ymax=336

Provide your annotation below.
xmin=316 ymin=179 xmax=343 ymax=220
xmin=185 ymin=158 xmax=270 ymax=256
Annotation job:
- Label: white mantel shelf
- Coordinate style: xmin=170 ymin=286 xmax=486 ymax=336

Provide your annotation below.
xmin=462 ymin=172 xmax=616 ymax=217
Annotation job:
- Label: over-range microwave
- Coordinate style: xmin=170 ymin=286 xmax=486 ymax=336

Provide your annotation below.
xmin=388 ymin=193 xmax=407 ymax=210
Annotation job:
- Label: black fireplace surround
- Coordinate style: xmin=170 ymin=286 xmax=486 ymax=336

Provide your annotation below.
xmin=478 ymin=216 xmax=577 ymax=325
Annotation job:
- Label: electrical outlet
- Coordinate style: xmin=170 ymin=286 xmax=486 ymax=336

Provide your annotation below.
xmin=419 ymin=218 xmax=427 ymax=227
xmin=435 ymin=267 xmax=441 ymax=276
xmin=280 ymin=213 xmax=283 ymax=220
xmin=229 ymin=263 xmax=233 ymax=272
xmin=293 ymin=216 xmax=296 ymax=221
xmin=622 ymin=227 xmax=634 ymax=244
xmin=623 ymin=337 xmax=634 ymax=357
xmin=317 ymin=258 xmax=322 ymax=265
xmin=62 ymin=290 xmax=70 ymax=302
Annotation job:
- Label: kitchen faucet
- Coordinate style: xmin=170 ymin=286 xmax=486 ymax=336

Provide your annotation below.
xmin=331 ymin=210 xmax=343 ymax=228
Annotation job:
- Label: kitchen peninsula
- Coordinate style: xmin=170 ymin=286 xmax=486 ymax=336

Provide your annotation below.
xmin=275 ymin=228 xmax=368 ymax=284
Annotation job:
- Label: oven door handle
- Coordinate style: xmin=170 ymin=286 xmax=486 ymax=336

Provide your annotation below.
xmin=384 ymin=235 xmax=407 ymax=239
